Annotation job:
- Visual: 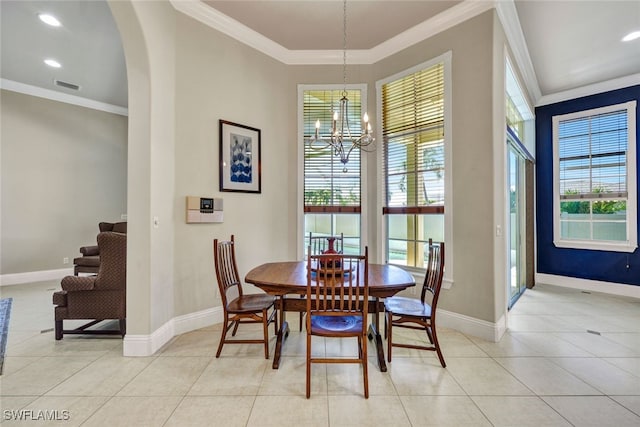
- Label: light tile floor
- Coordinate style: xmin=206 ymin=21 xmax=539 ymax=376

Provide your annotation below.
xmin=1 ymin=281 xmax=639 ymax=426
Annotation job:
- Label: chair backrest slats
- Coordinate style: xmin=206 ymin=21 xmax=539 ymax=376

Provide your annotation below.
xmin=307 ymin=248 xmax=368 ymax=316
xmin=214 ymin=235 xmax=243 ymax=307
xmin=421 ymin=239 xmax=445 ymax=310
xmin=308 ymin=232 xmax=344 ymax=255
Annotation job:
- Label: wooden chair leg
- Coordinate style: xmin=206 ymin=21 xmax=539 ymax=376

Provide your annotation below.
xmin=386 ymin=311 xmax=393 ymax=363
xmin=362 ymin=333 xmax=369 ymax=399
xmin=274 ymin=308 xmax=278 ymax=335
xmin=262 ymin=309 xmax=269 ymax=359
xmin=384 ymin=313 xmax=387 ymax=339
xmin=306 ymin=331 xmax=312 ymax=398
xmin=430 ymin=324 xmax=446 ymax=368
xmin=216 ymin=315 xmax=229 ymax=358
xmin=231 ymin=320 xmax=240 ymax=336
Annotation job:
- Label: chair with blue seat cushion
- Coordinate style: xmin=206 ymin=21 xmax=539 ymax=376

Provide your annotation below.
xmin=384 ymin=239 xmax=446 ymax=367
xmin=300 ymin=232 xmax=344 ymax=331
xmin=305 ymin=247 xmax=369 ymax=398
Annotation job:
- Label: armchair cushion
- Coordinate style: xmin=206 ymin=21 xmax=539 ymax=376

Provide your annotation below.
xmin=79 ymin=245 xmax=99 ymax=256
xmin=99 ymin=222 xmax=127 ymax=233
xmin=61 ymin=275 xmax=96 ymax=291
xmin=52 ymin=291 xmax=67 ymax=307
xmin=73 ymin=255 xmax=100 ymax=268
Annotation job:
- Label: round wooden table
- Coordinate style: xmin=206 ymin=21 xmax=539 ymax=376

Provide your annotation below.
xmin=245 ymin=261 xmax=415 ymax=371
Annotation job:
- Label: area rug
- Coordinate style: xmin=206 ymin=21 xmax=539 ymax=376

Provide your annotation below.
xmin=0 ymin=298 xmax=12 ymax=375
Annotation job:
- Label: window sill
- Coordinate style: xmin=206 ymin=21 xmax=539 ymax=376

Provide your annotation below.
xmin=553 ymin=239 xmax=638 ymax=253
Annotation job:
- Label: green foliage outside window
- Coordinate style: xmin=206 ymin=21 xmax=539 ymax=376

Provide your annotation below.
xmin=304 ymin=189 xmax=358 ymax=206
xmin=561 ymin=187 xmax=626 ymax=214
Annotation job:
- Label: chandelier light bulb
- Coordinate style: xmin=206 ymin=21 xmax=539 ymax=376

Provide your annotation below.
xmin=307 ymin=0 xmax=375 ymax=171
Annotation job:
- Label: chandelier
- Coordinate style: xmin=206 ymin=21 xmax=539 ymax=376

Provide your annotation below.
xmin=309 ymin=0 xmax=375 ymax=173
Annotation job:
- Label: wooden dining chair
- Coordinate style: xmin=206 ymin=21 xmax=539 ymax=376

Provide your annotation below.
xmin=306 ymin=248 xmax=369 ymax=398
xmin=300 ymin=232 xmax=345 ymax=330
xmin=308 ymin=232 xmax=344 ymax=255
xmin=384 ymin=239 xmax=446 ymax=367
xmin=213 ymin=235 xmax=277 ymax=359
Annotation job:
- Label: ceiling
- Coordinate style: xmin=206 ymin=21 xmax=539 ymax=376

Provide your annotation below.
xmin=1 ymin=1 xmax=639 ymax=110
xmin=1 ymin=0 xmax=127 ymax=108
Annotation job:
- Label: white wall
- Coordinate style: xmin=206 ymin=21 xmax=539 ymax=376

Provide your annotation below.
xmin=0 ymin=90 xmax=127 ymax=277
xmin=172 ymin=12 xmax=293 ymax=316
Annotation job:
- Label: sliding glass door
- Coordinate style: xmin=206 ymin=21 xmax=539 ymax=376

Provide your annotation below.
xmin=508 ymin=139 xmax=527 ymax=308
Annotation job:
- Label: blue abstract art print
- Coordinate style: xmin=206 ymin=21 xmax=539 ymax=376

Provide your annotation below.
xmin=219 ymin=120 xmax=261 ymax=193
xmin=229 ymin=133 xmax=252 ymax=184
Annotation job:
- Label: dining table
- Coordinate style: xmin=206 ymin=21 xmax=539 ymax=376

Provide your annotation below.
xmin=244 ymin=261 xmax=415 ymax=372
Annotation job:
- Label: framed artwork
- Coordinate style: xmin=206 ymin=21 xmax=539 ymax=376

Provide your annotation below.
xmin=219 ymin=120 xmax=261 ymax=193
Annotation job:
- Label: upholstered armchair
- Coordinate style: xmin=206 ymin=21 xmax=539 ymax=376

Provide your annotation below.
xmin=73 ymin=222 xmax=127 ymax=275
xmin=54 ymin=231 xmax=127 ymax=340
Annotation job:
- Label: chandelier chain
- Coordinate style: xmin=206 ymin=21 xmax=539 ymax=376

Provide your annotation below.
xmin=308 ymin=0 xmax=375 ymax=173
xmin=342 ymin=0 xmax=347 ymax=94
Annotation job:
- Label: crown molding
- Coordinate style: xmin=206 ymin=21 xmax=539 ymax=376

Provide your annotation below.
xmin=1 ymin=79 xmax=128 ymax=116
xmin=368 ymin=0 xmax=494 ymax=64
xmin=495 ymin=0 xmax=541 ymax=104
xmin=171 ymin=0 xmax=498 ymax=65
xmin=536 ymin=73 xmax=640 ymax=107
xmin=170 ymin=0 xmax=292 ymax=60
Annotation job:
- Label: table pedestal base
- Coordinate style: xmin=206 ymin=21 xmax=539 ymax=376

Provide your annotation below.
xmin=272 ymin=320 xmax=290 ymax=369
xmin=367 ymin=323 xmax=387 ymax=372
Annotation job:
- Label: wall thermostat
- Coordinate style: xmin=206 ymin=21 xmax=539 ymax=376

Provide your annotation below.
xmin=186 ymin=196 xmax=223 ymax=223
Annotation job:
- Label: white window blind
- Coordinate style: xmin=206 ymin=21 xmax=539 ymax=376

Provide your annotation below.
xmin=382 ymin=63 xmax=445 ymax=215
xmin=558 ymin=109 xmax=628 ymax=199
xmin=303 ymin=89 xmax=362 ymax=213
xmin=380 ymin=61 xmax=446 ymax=268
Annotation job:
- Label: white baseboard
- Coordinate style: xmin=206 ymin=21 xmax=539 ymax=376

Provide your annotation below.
xmin=438 ymin=309 xmax=506 ymax=343
xmin=123 ymin=306 xmax=223 ymax=356
xmin=174 ymin=306 xmax=223 ymax=335
xmin=123 ymin=303 xmax=503 ymax=354
xmin=0 ymin=268 xmax=73 ymax=286
xmin=536 ymin=273 xmax=640 ymax=299
xmin=123 ymin=320 xmax=175 ymax=357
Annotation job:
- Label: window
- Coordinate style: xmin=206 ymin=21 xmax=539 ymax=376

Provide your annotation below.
xmin=378 ymin=56 xmax=450 ymax=270
xmin=553 ymin=101 xmax=637 ymax=252
xmin=300 ymin=86 xmax=367 ymax=255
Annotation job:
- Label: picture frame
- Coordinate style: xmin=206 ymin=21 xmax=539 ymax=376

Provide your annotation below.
xmin=219 ymin=120 xmax=261 ymax=193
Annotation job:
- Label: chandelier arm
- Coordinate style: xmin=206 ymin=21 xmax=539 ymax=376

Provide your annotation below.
xmin=308 ymin=138 xmax=334 ymax=152
xmin=306 ymin=0 xmax=375 ymax=173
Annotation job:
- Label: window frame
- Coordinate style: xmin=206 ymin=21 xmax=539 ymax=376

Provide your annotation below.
xmin=552 ymin=101 xmax=637 ymax=252
xmin=297 ymin=84 xmax=369 ymax=260
xmin=376 ymin=52 xmax=453 ymax=287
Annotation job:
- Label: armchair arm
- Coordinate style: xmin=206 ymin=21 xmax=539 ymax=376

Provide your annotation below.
xmin=61 ymin=275 xmax=96 ymax=291
xmin=80 ymin=245 xmax=99 ymax=256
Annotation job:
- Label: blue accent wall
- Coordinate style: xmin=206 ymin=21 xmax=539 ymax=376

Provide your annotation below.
xmin=535 ymin=85 xmax=640 ymax=286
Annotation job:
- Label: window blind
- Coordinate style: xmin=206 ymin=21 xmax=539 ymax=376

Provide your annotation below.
xmin=382 ymin=63 xmax=445 ymax=214
xmin=303 ymin=89 xmax=362 ymax=213
xmin=558 ymin=109 xmax=628 ymax=200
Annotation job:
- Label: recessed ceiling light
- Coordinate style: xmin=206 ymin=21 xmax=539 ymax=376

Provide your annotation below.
xmin=38 ymin=13 xmax=61 ymax=27
xmin=44 ymin=59 xmax=61 ymax=68
xmin=622 ymin=31 xmax=640 ymax=42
